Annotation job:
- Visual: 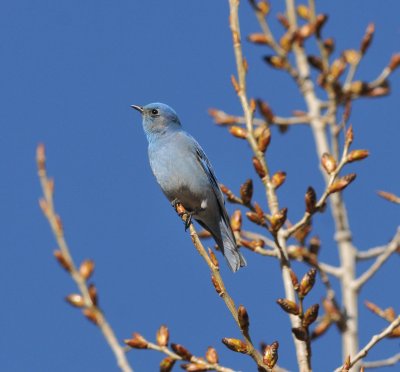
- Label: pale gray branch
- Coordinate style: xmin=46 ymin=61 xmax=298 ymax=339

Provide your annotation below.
xmin=362 ymin=352 xmax=400 ymax=369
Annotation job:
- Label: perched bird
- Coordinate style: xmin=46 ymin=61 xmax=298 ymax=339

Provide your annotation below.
xmin=132 ymin=102 xmax=246 ymax=272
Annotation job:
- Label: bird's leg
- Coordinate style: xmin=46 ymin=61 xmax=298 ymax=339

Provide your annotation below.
xmin=171 ymin=199 xmax=203 ymax=231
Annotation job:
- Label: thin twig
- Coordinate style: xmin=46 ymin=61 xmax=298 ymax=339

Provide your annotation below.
xmin=362 ymin=352 xmax=400 ymax=369
xmin=356 ymin=246 xmax=387 ymax=261
xmin=353 ymin=228 xmax=400 ymax=291
xmin=36 ymin=145 xmax=133 ymax=372
xmin=335 ymin=316 xmax=400 ymax=371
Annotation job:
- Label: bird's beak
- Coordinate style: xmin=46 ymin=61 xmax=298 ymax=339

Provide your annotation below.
xmin=131 ymin=104 xmax=144 ymax=114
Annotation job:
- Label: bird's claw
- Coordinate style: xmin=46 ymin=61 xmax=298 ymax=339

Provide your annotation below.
xmin=171 ymin=199 xmax=193 ymax=231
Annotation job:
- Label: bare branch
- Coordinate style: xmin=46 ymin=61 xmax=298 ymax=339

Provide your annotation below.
xmin=353 ymin=228 xmax=400 ymax=290
xmin=362 ymin=352 xmax=400 ymax=369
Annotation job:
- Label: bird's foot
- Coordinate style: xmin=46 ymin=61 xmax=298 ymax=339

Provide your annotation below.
xmin=172 ymin=199 xmax=193 ymax=231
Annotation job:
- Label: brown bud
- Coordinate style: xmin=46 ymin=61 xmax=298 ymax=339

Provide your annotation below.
xmin=377 ymin=190 xmax=400 ymax=204
xmin=264 ymin=55 xmax=286 ymax=69
xmin=360 ymin=23 xmax=375 ymax=55
xmin=328 ymin=174 xmax=357 ymax=194
xmin=347 ymin=81 xmax=368 ymax=96
xmin=271 ymin=171 xmax=286 ymax=189
xmin=222 ymin=338 xmax=249 ymax=354
xmin=297 ymin=5 xmax=310 ymax=20
xmin=345 ymin=125 xmax=354 ymax=146
xmin=289 ymin=268 xmax=299 ymax=290
xmin=240 ymin=179 xmax=253 ymax=205
xmin=53 ymin=250 xmax=72 ymax=272
xmin=304 ymin=304 xmax=320 ymax=327
xmin=347 ymin=149 xmax=369 ymax=163
xmin=205 ymin=346 xmax=219 ymax=364
xmin=292 ymin=327 xmax=308 ymax=341
xmin=276 ymin=298 xmax=299 ymax=315
xmin=280 ymin=31 xmax=295 ymax=52
xmin=263 ymin=341 xmax=279 ymax=369
xmin=230 ymin=210 xmax=242 ymax=232
xmin=311 ymin=316 xmax=332 ymax=340
xmin=321 ymin=153 xmax=337 ymax=174
xmin=229 ymin=126 xmax=248 ymax=139
xmin=329 ymin=58 xmax=346 ymax=81
xmin=124 ymin=333 xmax=148 ymax=349
xmin=198 ymin=230 xmax=212 ymax=239
xmin=299 ymin=268 xmax=317 ymax=297
xmin=36 ymin=143 xmax=46 ymax=171
xmin=257 ymin=1 xmax=270 ymax=16
xmin=308 ymin=55 xmax=323 ymax=71
xmin=156 ymin=325 xmax=169 ymax=347
xmin=231 ymin=75 xmax=240 ymax=93
xmin=343 ymin=49 xmax=361 ymax=65
xmin=88 ymin=283 xmax=98 ymax=306
xmin=211 ymin=275 xmax=223 ymax=295
xmin=366 ymin=85 xmax=390 ymax=97
xmin=276 ymin=13 xmax=290 ymax=29
xmin=208 ymin=248 xmax=219 ymax=269
xmin=309 ymin=236 xmax=321 ymax=255
xmin=305 ymin=186 xmax=317 ymax=213
xmin=342 ymin=355 xmax=351 ymax=371
xmin=269 ymin=208 xmax=287 ymax=233
xmin=238 ymin=305 xmax=250 ymax=331
xmin=364 ymin=300 xmax=384 ymax=317
xmin=247 ymin=33 xmax=272 ymax=45
xmin=297 ymin=23 xmax=316 ymax=40
xmin=246 ymin=211 xmax=265 ymax=227
xmin=160 ymin=357 xmax=176 ymax=372
xmin=39 ymin=198 xmax=49 ymax=216
xmin=65 ymin=294 xmax=85 ymax=308
xmin=208 ymin=109 xmax=238 ymax=125
xmin=388 ymin=53 xmax=400 ymax=71
xmin=219 ymin=184 xmax=238 ymax=203
xmin=322 ymin=298 xmax=342 ymax=322
xmin=315 ymin=14 xmax=328 ymax=34
xmin=243 ymin=58 xmax=249 ymax=73
xmin=252 ymin=157 xmax=266 ymax=178
xmin=257 ymin=126 xmax=271 ymax=153
xmin=323 ymin=38 xmax=335 ymax=56
xmin=83 ymin=308 xmax=99 ymax=325
xmin=171 ymin=343 xmax=192 ymax=360
xmin=79 ymin=259 xmax=95 ymax=281
xmin=257 ymin=100 xmax=274 ymax=123
xmin=388 ymin=327 xmax=400 ymax=338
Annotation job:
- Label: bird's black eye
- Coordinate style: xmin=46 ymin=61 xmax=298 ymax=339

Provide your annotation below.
xmin=151 ymin=109 xmax=159 ymax=115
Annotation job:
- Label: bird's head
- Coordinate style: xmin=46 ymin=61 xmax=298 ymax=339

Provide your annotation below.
xmin=131 ymin=102 xmax=181 ymax=140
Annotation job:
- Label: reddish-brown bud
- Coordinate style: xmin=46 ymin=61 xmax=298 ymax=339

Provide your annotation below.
xmin=304 ymin=304 xmax=320 ymax=327
xmin=257 ymin=1 xmax=270 ymax=16
xmin=263 ymin=341 xmax=279 ymax=368
xmin=315 ymin=14 xmax=328 ymax=34
xmin=269 ymin=208 xmax=287 ymax=233
xmin=347 ymin=81 xmax=368 ymax=96
xmin=231 ymin=75 xmax=240 ymax=93
xmin=229 ymin=126 xmax=248 ymax=139
xmin=246 ymin=211 xmax=265 ymax=227
xmin=299 ymin=268 xmax=317 ymax=297
xmin=289 ymin=269 xmax=299 ymax=291
xmin=323 ymin=38 xmax=335 ymax=55
xmin=65 ymin=294 xmax=85 ymax=308
xmin=257 ymin=126 xmax=271 ymax=153
xmin=88 ymin=283 xmax=98 ymax=306
xmin=276 ymin=298 xmax=299 ymax=315
xmin=277 ymin=13 xmax=290 ymax=29
xmin=309 ymin=236 xmax=321 ymax=255
xmin=377 ymin=190 xmax=400 ymax=204
xmin=321 ymin=153 xmax=337 ymax=174
xmin=230 ymin=210 xmax=242 ymax=232
xmin=345 ymin=125 xmax=354 ymax=146
xmin=238 ymin=305 xmax=250 ymax=331
xmin=171 ymin=343 xmax=192 ymax=360
xmin=308 ymin=55 xmax=323 ymax=71
xmin=79 ymin=259 xmax=95 ymax=281
xmin=156 ymin=325 xmax=169 ymax=347
xmin=222 ymin=338 xmax=249 ymax=354
xmin=292 ymin=327 xmax=308 ymax=341
xmin=240 ymin=179 xmax=253 ymax=205
xmin=211 ymin=275 xmax=223 ymax=295
xmin=257 ymin=100 xmax=275 ymax=123
xmin=160 ymin=357 xmax=176 ymax=372
xmin=329 ymin=58 xmax=346 ymax=81
xmin=205 ymin=346 xmax=219 ymax=364
xmin=360 ymin=23 xmax=375 ymax=55
xmin=271 ymin=171 xmax=286 ymax=189
xmin=208 ymin=248 xmax=219 ymax=269
xmin=311 ymin=316 xmax=332 ymax=340
xmin=124 ymin=333 xmax=148 ymax=349
xmin=343 ymin=49 xmax=361 ymax=65
xmin=53 ymin=250 xmax=72 ymax=272
xmin=247 ymin=33 xmax=272 ymax=45
xmin=328 ymin=174 xmax=357 ymax=194
xmin=36 ymin=143 xmax=46 ymax=171
xmin=297 ymin=22 xmax=316 ymax=40
xmin=342 ymin=355 xmax=351 ymax=371
xmin=83 ymin=308 xmax=99 ymax=325
xmin=388 ymin=53 xmax=400 ymax=71
xmin=322 ymin=298 xmax=342 ymax=322
xmin=264 ymin=55 xmax=286 ymax=69
xmin=280 ymin=31 xmax=295 ymax=52
xmin=347 ymin=149 xmax=369 ymax=163
xmin=252 ymin=157 xmax=266 ymax=178
xmin=305 ymin=186 xmax=317 ymax=213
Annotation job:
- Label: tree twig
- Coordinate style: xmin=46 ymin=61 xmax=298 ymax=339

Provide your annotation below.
xmin=36 ymin=144 xmax=133 ymax=372
xmin=362 ymin=352 xmax=400 ymax=369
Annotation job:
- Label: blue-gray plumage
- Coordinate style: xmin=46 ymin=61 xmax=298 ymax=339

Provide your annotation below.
xmin=131 ymin=102 xmax=246 ymax=272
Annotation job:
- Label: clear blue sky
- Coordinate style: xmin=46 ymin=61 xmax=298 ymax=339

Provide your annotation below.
xmin=1 ymin=1 xmax=399 ymax=371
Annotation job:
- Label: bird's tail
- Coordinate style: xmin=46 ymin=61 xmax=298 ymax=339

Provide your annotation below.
xmin=217 ymin=218 xmax=247 ymax=272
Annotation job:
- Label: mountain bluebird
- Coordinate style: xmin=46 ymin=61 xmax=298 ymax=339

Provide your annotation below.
xmin=132 ymin=102 xmax=246 ymax=272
